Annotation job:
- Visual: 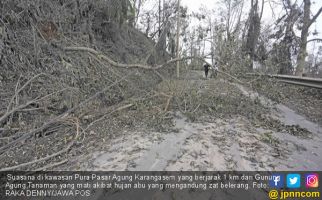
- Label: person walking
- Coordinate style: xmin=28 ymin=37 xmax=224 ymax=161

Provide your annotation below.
xmin=203 ymin=63 xmax=210 ymax=78
xmin=211 ymin=61 xmax=218 ymax=78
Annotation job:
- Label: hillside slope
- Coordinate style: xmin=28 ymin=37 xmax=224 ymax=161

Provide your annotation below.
xmin=0 ymin=0 xmax=173 ymax=170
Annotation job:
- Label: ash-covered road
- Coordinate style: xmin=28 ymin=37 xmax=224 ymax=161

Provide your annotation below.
xmin=73 ymin=71 xmax=322 ymax=171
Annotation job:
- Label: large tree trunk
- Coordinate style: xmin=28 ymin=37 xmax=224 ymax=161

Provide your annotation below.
xmin=244 ymin=0 xmax=261 ymax=70
xmin=295 ymin=0 xmax=310 ymax=76
xmin=295 ymin=0 xmax=322 ymax=76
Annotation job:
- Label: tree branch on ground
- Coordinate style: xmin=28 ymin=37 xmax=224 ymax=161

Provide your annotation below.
xmin=64 ymin=46 xmax=209 ymax=70
xmin=0 ymin=75 xmax=130 ymax=155
xmin=0 ymin=118 xmax=80 ymax=171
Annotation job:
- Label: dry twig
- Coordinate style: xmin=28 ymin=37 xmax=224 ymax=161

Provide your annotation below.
xmin=0 ymin=118 xmax=80 ymax=171
xmin=0 ymin=75 xmax=130 ymax=155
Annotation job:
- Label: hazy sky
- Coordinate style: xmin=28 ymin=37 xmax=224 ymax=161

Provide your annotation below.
xmin=181 ymin=0 xmax=322 ymax=53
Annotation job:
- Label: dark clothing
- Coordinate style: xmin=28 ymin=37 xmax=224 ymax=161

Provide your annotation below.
xmin=204 ymin=64 xmax=210 ymax=78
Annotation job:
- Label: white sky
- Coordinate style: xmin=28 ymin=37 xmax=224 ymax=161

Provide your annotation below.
xmin=181 ymin=0 xmax=322 ymax=53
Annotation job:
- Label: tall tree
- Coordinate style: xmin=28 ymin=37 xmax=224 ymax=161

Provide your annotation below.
xmin=244 ymin=0 xmax=263 ymax=70
xmin=176 ymin=0 xmax=180 ymax=78
xmin=271 ymin=0 xmax=302 ymax=74
xmin=295 ymin=0 xmax=322 ymax=76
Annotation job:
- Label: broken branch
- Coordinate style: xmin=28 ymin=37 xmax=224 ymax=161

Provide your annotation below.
xmin=64 ymin=46 xmax=204 ymax=70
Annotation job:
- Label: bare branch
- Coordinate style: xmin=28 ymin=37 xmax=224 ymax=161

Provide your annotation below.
xmin=6 ymin=73 xmax=46 ymax=113
xmin=0 ymin=100 xmax=36 ymax=124
xmin=34 ymin=159 xmax=68 ymax=171
xmin=84 ymin=104 xmax=133 ymax=131
xmin=64 ymin=46 xmax=206 ymax=70
xmin=0 ymin=75 xmax=130 ymax=155
xmin=0 ymin=118 xmax=80 ymax=171
xmin=307 ymin=38 xmax=322 ymax=43
xmin=308 ymin=6 xmax=322 ymax=28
